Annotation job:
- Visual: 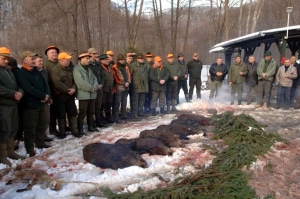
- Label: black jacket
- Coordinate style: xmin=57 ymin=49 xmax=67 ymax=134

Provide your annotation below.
xmin=187 ymin=59 xmax=202 ymax=79
xmin=15 ymin=67 xmax=48 ymax=110
xmin=245 ymin=61 xmax=258 ymax=86
xmin=209 ymin=63 xmax=228 ymax=82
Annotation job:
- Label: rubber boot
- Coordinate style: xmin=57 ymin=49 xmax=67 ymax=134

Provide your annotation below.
xmin=151 ymin=109 xmax=157 ymax=116
xmin=167 ymin=100 xmax=171 ymax=114
xmin=77 ymin=118 xmax=86 ymax=136
xmin=87 ymin=116 xmax=97 ymax=132
xmin=176 ymin=96 xmax=180 ymax=105
xmin=105 ymin=111 xmax=115 ymax=123
xmin=171 ymin=99 xmax=179 ymax=112
xmin=185 ymin=94 xmax=190 ymax=103
xmin=0 ymin=143 xmax=11 ymax=167
xmin=69 ymin=117 xmax=81 ymax=138
xmin=58 ymin=119 xmax=67 ymax=139
xmin=160 ymin=108 xmax=167 ymax=114
xmin=7 ymin=138 xmax=26 ymax=160
xmin=238 ymin=100 xmax=242 ymax=105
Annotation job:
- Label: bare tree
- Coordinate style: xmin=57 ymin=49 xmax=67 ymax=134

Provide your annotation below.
xmin=183 ymin=0 xmax=192 ymax=53
xmin=245 ymin=0 xmax=252 ymax=34
xmin=238 ymin=0 xmax=244 ymax=36
xmin=251 ymin=0 xmax=264 ymax=32
xmin=224 ymin=0 xmax=229 ymax=40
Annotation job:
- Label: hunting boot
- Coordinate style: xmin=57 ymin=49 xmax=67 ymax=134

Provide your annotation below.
xmin=238 ymin=100 xmax=242 ymax=105
xmin=151 ymin=109 xmax=157 ymax=116
xmin=69 ymin=117 xmax=82 ymax=138
xmin=105 ymin=111 xmax=115 ymax=123
xmin=77 ymin=118 xmax=86 ymax=136
xmin=7 ymin=138 xmax=26 ymax=160
xmin=176 ymin=96 xmax=180 ymax=105
xmin=114 ymin=111 xmax=121 ymax=124
xmin=87 ymin=116 xmax=98 ymax=132
xmin=230 ymin=101 xmax=234 ymax=105
xmin=171 ymin=99 xmax=179 ymax=112
xmin=0 ymin=143 xmax=12 ymax=167
xmin=167 ymin=100 xmax=171 ymax=114
xmin=160 ymin=108 xmax=167 ymax=114
xmin=58 ymin=119 xmax=67 ymax=139
xmin=185 ymin=94 xmax=190 ymax=103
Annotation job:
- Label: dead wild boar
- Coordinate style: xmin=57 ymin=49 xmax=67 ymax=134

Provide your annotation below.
xmin=83 ymin=143 xmax=148 ymax=169
xmin=139 ymin=130 xmax=184 ymax=148
xmin=177 ymin=114 xmax=214 ymax=126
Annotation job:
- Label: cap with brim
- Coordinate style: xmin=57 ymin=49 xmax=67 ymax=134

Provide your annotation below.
xmin=167 ymin=54 xmax=174 ymax=58
xmin=145 ymin=52 xmax=153 ymax=57
xmin=99 ymin=54 xmax=109 ymax=60
xmin=106 ymin=50 xmax=114 ymax=56
xmin=154 ymin=56 xmax=162 ymax=62
xmin=88 ymin=48 xmax=98 ymax=54
xmin=8 ymin=57 xmax=18 ymax=68
xmin=0 ymin=47 xmax=12 ymax=58
xmin=264 ymin=51 xmax=272 ymax=56
xmin=45 ymin=46 xmax=59 ymax=55
xmin=193 ymin=53 xmax=199 ymax=57
xmin=78 ymin=52 xmax=91 ymax=60
xmin=126 ymin=52 xmax=134 ymax=57
xmin=117 ymin=54 xmax=125 ymax=60
xmin=136 ymin=53 xmax=144 ymax=59
xmin=21 ymin=51 xmax=38 ymax=60
xmin=177 ymin=53 xmax=184 ymax=58
xmin=58 ymin=52 xmax=72 ymax=60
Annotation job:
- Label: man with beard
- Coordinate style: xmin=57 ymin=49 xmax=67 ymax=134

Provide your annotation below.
xmin=165 ymin=54 xmax=181 ymax=113
xmin=177 ymin=53 xmax=189 ymax=103
xmin=100 ymin=54 xmax=115 ymax=123
xmin=228 ymin=55 xmax=248 ymax=105
xmin=130 ymin=53 xmax=149 ymax=119
xmin=43 ymin=46 xmax=60 ymax=136
xmin=187 ymin=53 xmax=203 ymax=100
xmin=255 ymin=51 xmax=277 ymax=108
xmin=149 ymin=56 xmax=169 ymax=116
xmin=73 ymin=52 xmax=98 ymax=135
xmin=0 ymin=47 xmax=25 ymax=166
xmin=88 ymin=48 xmax=107 ymax=128
xmin=15 ymin=51 xmax=50 ymax=157
xmin=112 ymin=54 xmax=131 ymax=123
xmin=51 ymin=52 xmax=81 ymax=138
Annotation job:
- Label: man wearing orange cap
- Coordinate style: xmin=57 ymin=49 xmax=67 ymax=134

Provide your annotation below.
xmin=73 ymin=52 xmax=98 ymax=135
xmin=43 ymin=46 xmax=60 ymax=136
xmin=149 ymin=56 xmax=169 ymax=116
xmin=0 ymin=47 xmax=25 ymax=166
xmin=51 ymin=52 xmax=81 ymax=138
xmin=106 ymin=50 xmax=115 ymax=66
xmin=88 ymin=48 xmax=106 ymax=128
xmin=187 ymin=53 xmax=203 ymax=100
xmin=165 ymin=53 xmax=181 ymax=113
xmin=15 ymin=51 xmax=50 ymax=157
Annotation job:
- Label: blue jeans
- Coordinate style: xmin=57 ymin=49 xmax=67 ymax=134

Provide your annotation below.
xmin=276 ymin=86 xmax=291 ymax=108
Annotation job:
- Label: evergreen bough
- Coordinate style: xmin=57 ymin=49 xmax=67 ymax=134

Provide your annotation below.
xmin=102 ymin=112 xmax=284 ymax=199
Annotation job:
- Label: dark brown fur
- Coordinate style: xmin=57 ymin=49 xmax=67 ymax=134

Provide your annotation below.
xmin=177 ymin=114 xmax=214 ymax=126
xmin=83 ymin=143 xmax=148 ymax=169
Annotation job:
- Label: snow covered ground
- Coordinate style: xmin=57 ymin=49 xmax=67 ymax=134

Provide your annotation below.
xmin=1 ymin=86 xmax=300 ymax=199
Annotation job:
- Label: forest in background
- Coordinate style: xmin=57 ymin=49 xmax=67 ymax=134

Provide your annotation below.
xmin=0 ymin=0 xmax=299 ymax=64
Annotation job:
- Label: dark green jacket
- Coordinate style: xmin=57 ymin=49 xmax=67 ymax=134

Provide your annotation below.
xmin=40 ymin=69 xmax=52 ymax=100
xmin=130 ymin=61 xmax=149 ymax=93
xmin=178 ymin=60 xmax=188 ymax=80
xmin=51 ymin=63 xmax=76 ymax=95
xmin=164 ymin=61 xmax=181 ymax=81
xmin=101 ymin=64 xmax=114 ymax=93
xmin=0 ymin=66 xmax=23 ymax=106
xmin=228 ymin=62 xmax=248 ymax=83
xmin=187 ymin=59 xmax=203 ymax=79
xmin=89 ymin=60 xmax=104 ymax=85
xmin=149 ymin=65 xmax=169 ymax=92
xmin=15 ymin=67 xmax=48 ymax=109
xmin=43 ymin=59 xmax=58 ymax=75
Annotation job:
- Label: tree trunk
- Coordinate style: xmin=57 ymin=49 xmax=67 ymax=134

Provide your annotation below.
xmin=238 ymin=0 xmax=244 ymax=36
xmin=98 ymin=0 xmax=104 ymax=53
xmin=183 ymin=0 xmax=192 ymax=53
xmin=251 ymin=0 xmax=265 ymax=33
xmin=80 ymin=0 xmax=92 ymax=49
xmin=245 ymin=0 xmax=252 ymax=34
xmin=224 ymin=0 xmax=229 ymax=40
xmin=171 ymin=0 xmax=174 ymax=53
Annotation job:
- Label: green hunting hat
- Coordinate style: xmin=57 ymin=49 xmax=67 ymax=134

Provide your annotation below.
xmin=99 ymin=54 xmax=109 ymax=60
xmin=264 ymin=51 xmax=272 ymax=56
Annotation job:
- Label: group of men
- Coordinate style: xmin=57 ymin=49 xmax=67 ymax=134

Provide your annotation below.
xmin=209 ymin=51 xmax=300 ymax=109
xmin=0 ymin=45 xmax=205 ymax=166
